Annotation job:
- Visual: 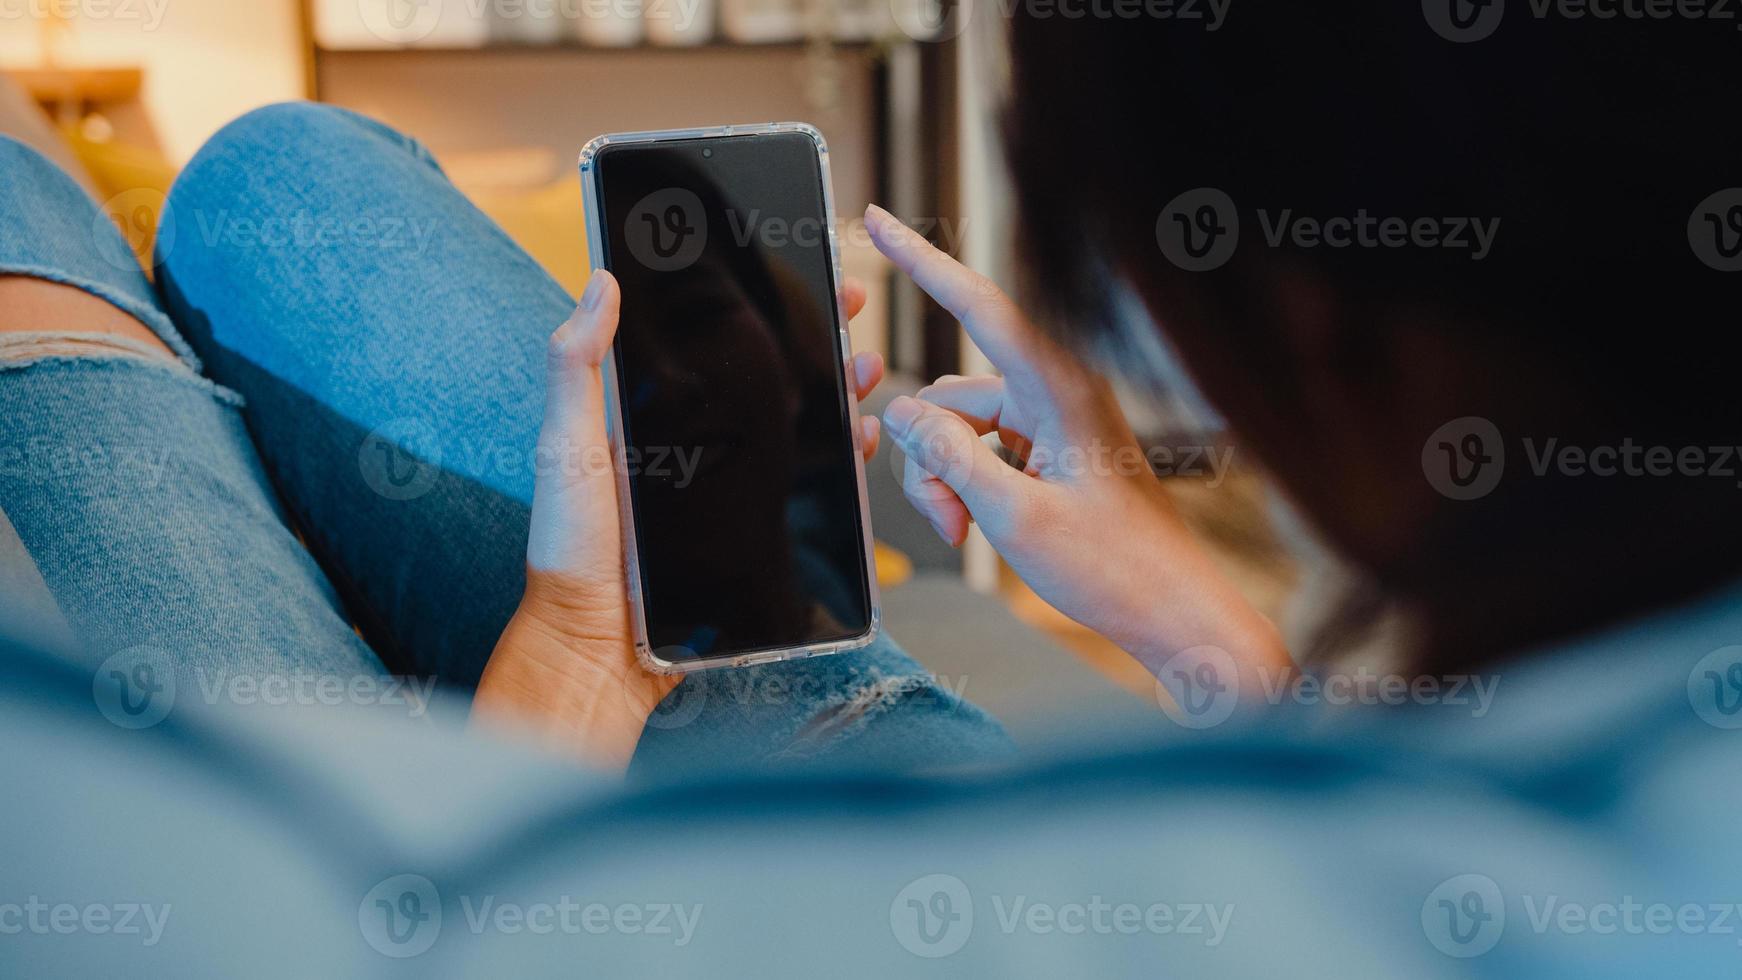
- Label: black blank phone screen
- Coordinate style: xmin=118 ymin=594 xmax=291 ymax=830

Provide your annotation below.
xmin=594 ymin=132 xmax=872 ymax=664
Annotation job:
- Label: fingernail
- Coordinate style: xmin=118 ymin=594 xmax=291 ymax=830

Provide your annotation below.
xmin=865 ymin=204 xmax=895 ymax=235
xmin=884 ymin=395 xmax=921 ymax=438
xmin=579 ymin=270 xmax=606 ymax=312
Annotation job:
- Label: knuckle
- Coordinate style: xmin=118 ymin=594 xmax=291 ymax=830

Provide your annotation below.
xmin=902 ymin=480 xmax=943 ymax=513
xmin=965 ymin=271 xmax=1011 ymax=307
xmin=546 ymin=325 xmax=604 ymax=369
xmin=968 ymin=295 xmax=1017 ymax=334
xmin=915 ymin=375 xmax=974 ymax=403
xmin=901 ymin=459 xmax=931 ymax=496
xmin=910 ymin=416 xmax=977 ymax=484
xmin=546 ymin=327 xmax=573 ymax=363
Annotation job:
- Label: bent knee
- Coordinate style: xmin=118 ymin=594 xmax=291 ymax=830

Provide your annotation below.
xmin=203 ymin=102 xmax=390 ymax=156
xmin=171 ymin=102 xmax=432 ymax=207
xmin=162 ymin=103 xmax=440 ymax=279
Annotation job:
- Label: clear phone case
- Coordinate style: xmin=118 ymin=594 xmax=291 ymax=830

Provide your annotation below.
xmin=578 ymin=123 xmax=883 ymax=674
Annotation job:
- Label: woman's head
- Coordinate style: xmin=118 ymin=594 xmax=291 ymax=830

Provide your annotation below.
xmin=1003 ymin=3 xmax=1742 ymax=668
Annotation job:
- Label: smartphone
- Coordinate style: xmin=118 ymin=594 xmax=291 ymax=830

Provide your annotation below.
xmin=578 ymin=123 xmax=880 ymax=674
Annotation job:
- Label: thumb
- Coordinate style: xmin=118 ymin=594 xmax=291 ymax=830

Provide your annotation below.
xmin=527 ymin=269 xmax=623 ymax=576
xmin=884 ymin=394 xmax=1029 ymax=525
xmin=542 ymin=269 xmax=620 ymax=449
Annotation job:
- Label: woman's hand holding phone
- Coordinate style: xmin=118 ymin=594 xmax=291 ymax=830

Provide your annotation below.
xmin=472 ymin=270 xmax=885 ymax=769
xmin=863 ymin=205 xmax=1291 ymax=693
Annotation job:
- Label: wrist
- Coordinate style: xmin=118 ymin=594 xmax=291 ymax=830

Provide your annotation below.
xmin=1108 ymin=491 xmax=1293 ymax=690
xmin=472 ymin=586 xmax=678 ymax=769
xmin=1133 ymin=596 xmax=1292 ymax=691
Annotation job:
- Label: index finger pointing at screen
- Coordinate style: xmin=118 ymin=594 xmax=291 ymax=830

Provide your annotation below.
xmin=863 ymin=203 xmax=1055 ymax=381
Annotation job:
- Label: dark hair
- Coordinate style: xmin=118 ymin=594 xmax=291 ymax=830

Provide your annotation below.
xmin=1003 ymin=4 xmax=1742 ymax=671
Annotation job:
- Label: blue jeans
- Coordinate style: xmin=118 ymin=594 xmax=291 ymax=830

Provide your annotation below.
xmin=0 ymin=103 xmax=1009 ymax=771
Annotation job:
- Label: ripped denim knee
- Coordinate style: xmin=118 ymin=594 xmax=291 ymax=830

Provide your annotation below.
xmin=0 ymin=332 xmax=190 ymax=370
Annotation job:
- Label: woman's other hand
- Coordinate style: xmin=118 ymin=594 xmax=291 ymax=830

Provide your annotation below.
xmin=863 ymin=205 xmax=1290 ymax=693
